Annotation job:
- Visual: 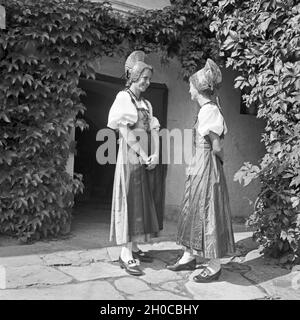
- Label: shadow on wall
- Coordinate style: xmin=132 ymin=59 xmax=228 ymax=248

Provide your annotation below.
xmin=220 ymin=68 xmax=266 ymax=219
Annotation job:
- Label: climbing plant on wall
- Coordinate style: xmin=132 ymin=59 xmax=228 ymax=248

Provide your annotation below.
xmin=0 ymin=0 xmax=125 ymax=242
xmin=0 ymin=0 xmax=217 ymax=242
xmin=211 ymin=0 xmax=300 ymax=264
xmin=1 ymin=0 xmax=299 ymax=266
xmin=125 ymin=0 xmax=219 ymax=79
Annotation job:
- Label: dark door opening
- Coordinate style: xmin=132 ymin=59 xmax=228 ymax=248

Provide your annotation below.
xmin=73 ymin=74 xmax=168 ymax=229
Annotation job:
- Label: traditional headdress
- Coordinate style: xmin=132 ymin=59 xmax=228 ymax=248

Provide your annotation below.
xmin=125 ymin=50 xmax=153 ymax=84
xmin=190 ymin=58 xmax=222 ymax=92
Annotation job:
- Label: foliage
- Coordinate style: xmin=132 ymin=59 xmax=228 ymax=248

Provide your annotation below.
xmin=4 ymin=0 xmax=298 ymax=262
xmin=125 ymin=0 xmax=219 ymax=79
xmin=211 ymin=0 xmax=300 ymax=263
xmin=0 ymin=0 xmax=218 ymax=242
xmin=0 ymin=0 xmax=125 ymax=242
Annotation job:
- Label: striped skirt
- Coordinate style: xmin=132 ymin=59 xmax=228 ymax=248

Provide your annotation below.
xmin=177 ymin=139 xmax=235 ymax=259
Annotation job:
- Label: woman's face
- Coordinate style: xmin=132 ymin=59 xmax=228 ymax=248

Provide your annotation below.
xmin=133 ymin=68 xmax=152 ymax=93
xmin=189 ymin=82 xmax=198 ymax=101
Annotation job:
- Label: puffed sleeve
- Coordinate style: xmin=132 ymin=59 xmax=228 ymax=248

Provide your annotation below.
xmin=197 ymin=104 xmax=227 ymax=137
xmin=107 ymin=91 xmax=138 ymax=130
xmin=146 ymin=100 xmax=160 ymax=131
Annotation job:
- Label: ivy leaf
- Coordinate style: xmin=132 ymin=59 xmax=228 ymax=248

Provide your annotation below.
xmin=234 ymin=76 xmax=246 ymax=89
xmin=291 ymin=197 xmax=300 ymax=208
xmin=0 ymin=112 xmax=11 ymax=122
xmin=223 ymin=36 xmax=235 ymax=50
xmin=248 ymin=74 xmax=256 ymax=86
xmin=258 ymin=17 xmax=272 ymax=33
xmin=290 ymin=175 xmax=300 ymax=187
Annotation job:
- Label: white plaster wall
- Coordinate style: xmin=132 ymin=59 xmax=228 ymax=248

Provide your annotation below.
xmin=94 ymin=53 xmax=266 ymax=219
xmin=98 ymin=0 xmax=267 ymax=220
xmin=221 ymin=70 xmax=266 ymax=218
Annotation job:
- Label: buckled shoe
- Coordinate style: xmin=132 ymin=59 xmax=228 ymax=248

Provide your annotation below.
xmin=119 ymin=257 xmax=143 ymax=276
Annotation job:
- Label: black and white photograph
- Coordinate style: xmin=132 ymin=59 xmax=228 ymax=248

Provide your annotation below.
xmin=0 ymin=0 xmax=299 ymax=305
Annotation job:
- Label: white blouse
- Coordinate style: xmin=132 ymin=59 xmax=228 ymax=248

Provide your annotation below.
xmin=107 ymin=91 xmax=160 ymax=131
xmin=197 ymin=103 xmax=227 ymax=137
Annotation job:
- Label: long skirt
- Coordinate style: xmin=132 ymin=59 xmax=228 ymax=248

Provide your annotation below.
xmin=110 ymin=137 xmax=160 ymax=245
xmin=177 ymin=140 xmax=235 ymax=259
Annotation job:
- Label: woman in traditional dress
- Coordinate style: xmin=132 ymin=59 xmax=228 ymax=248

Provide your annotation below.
xmin=107 ymin=51 xmax=160 ymax=276
xmin=167 ymin=59 xmax=235 ymax=282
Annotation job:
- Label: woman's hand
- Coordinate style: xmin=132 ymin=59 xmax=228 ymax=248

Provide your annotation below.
xmin=139 ymin=155 xmax=150 ymax=165
xmin=146 ymin=154 xmax=158 ymax=170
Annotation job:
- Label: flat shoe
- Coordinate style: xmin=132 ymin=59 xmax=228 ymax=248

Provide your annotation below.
xmin=193 ymin=268 xmax=221 ymax=283
xmin=166 ymin=258 xmax=196 ymax=271
xmin=132 ymin=250 xmax=153 ymax=263
xmin=119 ymin=257 xmax=143 ymax=276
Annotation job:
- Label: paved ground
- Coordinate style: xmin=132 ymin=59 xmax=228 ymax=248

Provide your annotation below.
xmin=0 ymin=232 xmax=300 ymax=300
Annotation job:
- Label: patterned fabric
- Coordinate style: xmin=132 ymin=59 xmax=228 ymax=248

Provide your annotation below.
xmin=126 ymin=89 xmax=151 ymax=132
xmin=125 ymin=51 xmax=145 ymax=71
xmin=190 ymin=58 xmax=222 ymax=92
xmin=124 ymin=50 xmax=153 ymax=83
xmin=177 ymin=116 xmax=235 ymax=259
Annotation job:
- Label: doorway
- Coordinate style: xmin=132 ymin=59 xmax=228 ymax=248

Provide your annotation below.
xmin=73 ymin=74 xmax=168 ymax=233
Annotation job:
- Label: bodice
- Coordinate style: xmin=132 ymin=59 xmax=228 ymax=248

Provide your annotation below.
xmin=192 ymin=120 xmax=212 ymax=150
xmin=126 ymin=89 xmax=151 ymax=133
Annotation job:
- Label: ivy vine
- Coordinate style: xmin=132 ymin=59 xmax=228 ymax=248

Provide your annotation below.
xmin=0 ymin=0 xmax=216 ymax=242
xmin=0 ymin=0 xmax=125 ymax=242
xmin=212 ymin=0 xmax=300 ymax=264
xmin=1 ymin=0 xmax=299 ymax=265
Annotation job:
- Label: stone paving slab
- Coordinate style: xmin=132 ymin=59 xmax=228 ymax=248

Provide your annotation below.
xmin=41 ymin=248 xmax=110 ymax=266
xmin=244 ymin=265 xmax=300 ymax=300
xmin=244 ymin=264 xmax=290 ymax=283
xmin=105 ymin=241 xmax=183 ymax=263
xmin=258 ymin=272 xmax=300 ymax=300
xmin=160 ymin=280 xmax=191 ymax=297
xmin=185 ymin=269 xmax=266 ymax=300
xmin=148 ymin=249 xmax=182 ymax=264
xmin=78 ymin=248 xmax=110 ymax=263
xmin=41 ymin=250 xmax=86 ymax=266
xmin=128 ymin=290 xmax=189 ymax=300
xmin=2 ymin=265 xmax=73 ymax=289
xmin=140 ymin=268 xmax=183 ymax=284
xmin=114 ymin=277 xmax=151 ymax=294
xmin=141 ymin=258 xmax=168 ymax=270
xmin=0 ymin=254 xmax=44 ymax=267
xmin=58 ymin=261 xmax=126 ymax=281
xmin=0 ymin=237 xmax=299 ymax=300
xmin=292 ymin=265 xmax=300 ymax=272
xmin=0 ymin=280 xmax=124 ymax=300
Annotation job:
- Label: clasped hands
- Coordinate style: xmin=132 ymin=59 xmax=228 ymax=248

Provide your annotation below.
xmin=139 ymin=154 xmax=158 ymax=170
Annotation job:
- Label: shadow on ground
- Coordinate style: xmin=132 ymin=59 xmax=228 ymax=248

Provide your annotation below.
xmin=134 ymin=236 xmax=294 ymax=289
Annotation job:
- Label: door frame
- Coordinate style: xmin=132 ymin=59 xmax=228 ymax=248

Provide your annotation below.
xmin=67 ymin=74 xmax=169 ymax=178
xmin=67 ymin=73 xmax=169 ymax=223
xmin=92 ymin=73 xmax=168 ymax=129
